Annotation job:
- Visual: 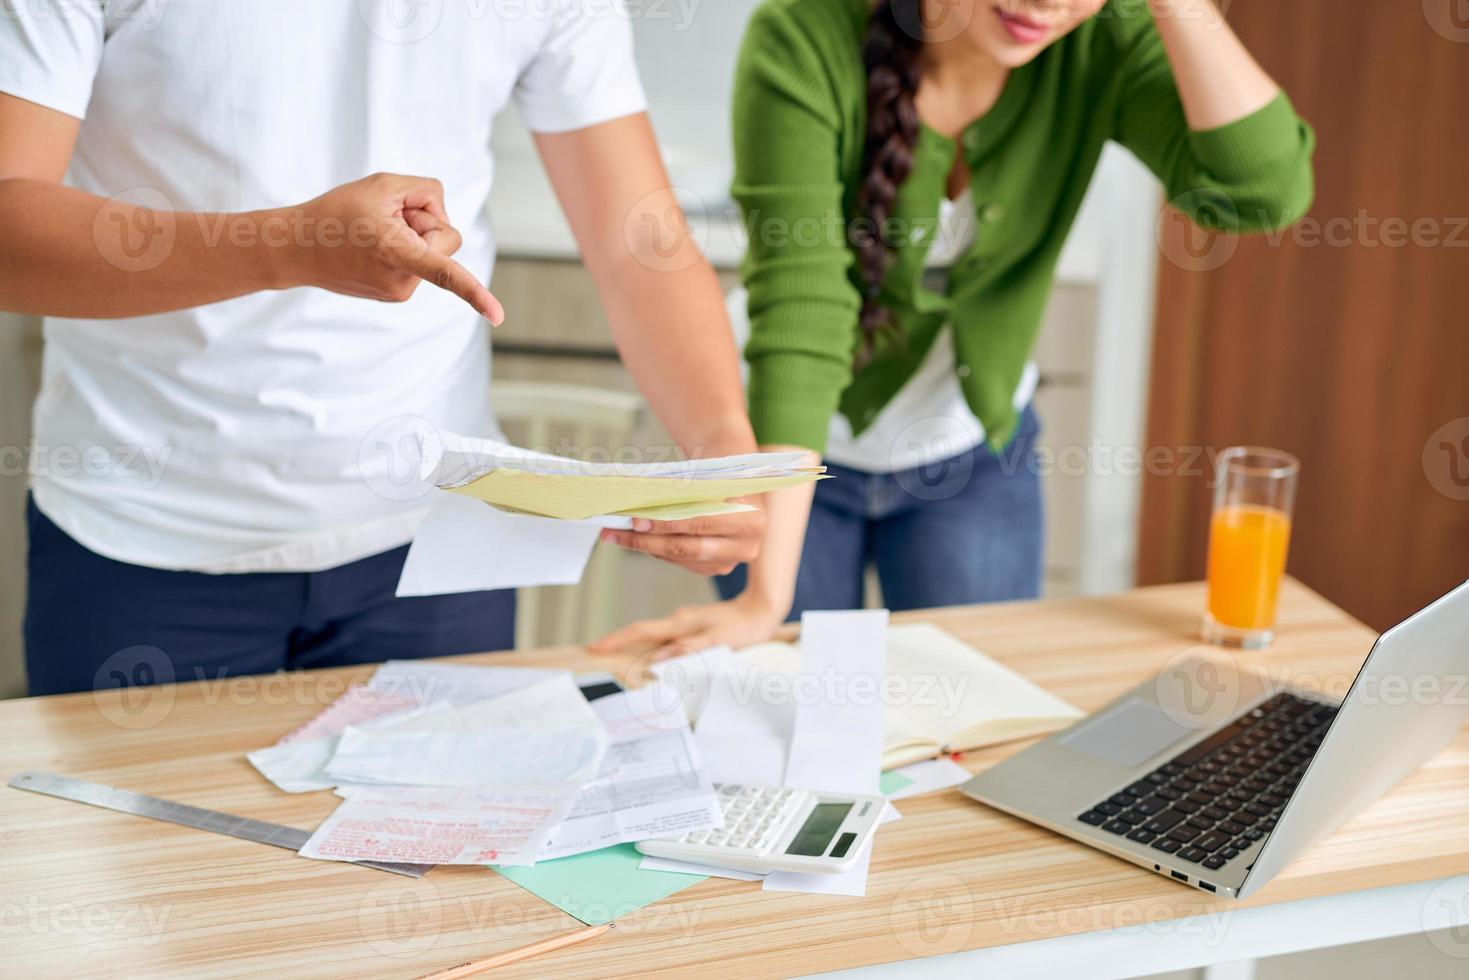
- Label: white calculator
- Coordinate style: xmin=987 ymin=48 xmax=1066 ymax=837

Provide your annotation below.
xmin=635 ymin=783 xmax=887 ymax=875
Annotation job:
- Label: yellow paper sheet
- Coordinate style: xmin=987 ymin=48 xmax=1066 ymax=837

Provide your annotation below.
xmin=446 ymin=469 xmax=825 ymax=521
xmin=615 ymin=500 xmax=758 ymax=521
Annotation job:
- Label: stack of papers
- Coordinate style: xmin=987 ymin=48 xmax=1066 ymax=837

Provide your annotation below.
xmin=426 ymin=432 xmax=825 ymax=521
xmin=397 ymin=433 xmax=825 ymax=597
xmin=247 ymin=661 xmax=724 ymax=869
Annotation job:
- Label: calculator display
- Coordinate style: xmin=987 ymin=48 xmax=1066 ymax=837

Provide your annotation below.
xmin=784 ymin=802 xmax=853 ymax=856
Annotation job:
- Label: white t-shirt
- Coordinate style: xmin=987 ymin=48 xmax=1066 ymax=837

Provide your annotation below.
xmin=0 ymin=0 xmax=646 ymax=573
xmin=731 ymin=190 xmax=1037 ymax=473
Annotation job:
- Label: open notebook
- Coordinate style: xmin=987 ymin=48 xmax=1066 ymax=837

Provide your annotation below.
xmin=654 ymin=623 xmax=1084 ymax=770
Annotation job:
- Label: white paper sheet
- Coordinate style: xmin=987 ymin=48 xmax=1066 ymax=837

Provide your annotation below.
xmin=424 ymin=430 xmax=810 ymax=485
xmin=649 ymin=645 xmax=732 ymax=722
xmin=400 ymin=432 xmax=820 ymax=596
xmin=539 ymin=684 xmax=723 ymax=860
xmin=325 ymin=673 xmax=606 ymax=788
xmin=691 ymin=648 xmax=795 ymax=786
xmin=298 ymin=783 xmax=580 ymax=866
xmin=883 ymin=758 xmax=973 ymax=800
xmin=636 ymin=855 xmax=765 ymax=880
xmin=248 ymin=737 xmax=344 ymax=794
xmin=764 ymin=610 xmax=889 ymax=897
xmin=364 ymin=659 xmax=560 ymax=708
xmin=247 ymin=685 xmax=428 ymax=793
xmin=396 ymin=491 xmax=611 ymax=597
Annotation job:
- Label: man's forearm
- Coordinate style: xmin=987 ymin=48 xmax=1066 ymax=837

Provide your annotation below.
xmin=594 ymin=249 xmax=758 ymax=459
xmin=0 ymin=179 xmax=284 ymax=318
xmin=0 ymin=173 xmax=502 ymax=323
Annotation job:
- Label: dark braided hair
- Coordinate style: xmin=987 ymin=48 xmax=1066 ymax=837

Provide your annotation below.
xmin=853 ymin=0 xmax=925 ymax=370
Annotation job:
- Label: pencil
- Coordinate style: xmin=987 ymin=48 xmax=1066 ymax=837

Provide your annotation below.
xmin=415 ymin=923 xmax=614 ymax=979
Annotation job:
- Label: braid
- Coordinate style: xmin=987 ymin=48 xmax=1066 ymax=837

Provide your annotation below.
xmin=853 ymin=0 xmax=924 ymax=370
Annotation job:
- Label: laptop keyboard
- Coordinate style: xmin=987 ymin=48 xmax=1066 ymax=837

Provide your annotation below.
xmin=1076 ymin=692 xmax=1338 ymax=873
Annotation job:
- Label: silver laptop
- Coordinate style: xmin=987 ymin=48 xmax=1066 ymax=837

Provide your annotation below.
xmin=960 ymin=580 xmax=1469 ymax=898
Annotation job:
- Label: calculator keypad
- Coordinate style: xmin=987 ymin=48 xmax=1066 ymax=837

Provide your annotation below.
xmin=677 ymin=784 xmax=812 ymax=854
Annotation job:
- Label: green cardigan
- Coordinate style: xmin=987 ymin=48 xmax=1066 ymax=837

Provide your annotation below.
xmin=732 ymin=0 xmax=1315 ymax=452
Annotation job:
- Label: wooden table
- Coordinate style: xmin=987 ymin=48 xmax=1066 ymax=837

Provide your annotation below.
xmin=3 ymin=580 xmax=1467 ymax=979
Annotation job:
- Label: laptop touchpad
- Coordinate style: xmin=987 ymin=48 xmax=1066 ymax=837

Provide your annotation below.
xmin=1060 ymin=698 xmax=1197 ymax=768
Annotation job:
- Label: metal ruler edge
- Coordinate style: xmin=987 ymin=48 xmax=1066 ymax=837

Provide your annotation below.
xmin=7 ymin=770 xmax=430 ymax=879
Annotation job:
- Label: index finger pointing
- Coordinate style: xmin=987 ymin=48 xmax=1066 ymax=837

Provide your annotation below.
xmin=404 ymin=248 xmax=505 ymax=325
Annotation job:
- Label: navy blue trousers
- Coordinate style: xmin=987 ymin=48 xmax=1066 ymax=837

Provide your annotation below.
xmin=23 ymin=498 xmax=515 ymax=696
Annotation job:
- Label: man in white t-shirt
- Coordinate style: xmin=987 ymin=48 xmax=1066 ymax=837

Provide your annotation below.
xmin=1 ymin=1 xmax=764 ymax=694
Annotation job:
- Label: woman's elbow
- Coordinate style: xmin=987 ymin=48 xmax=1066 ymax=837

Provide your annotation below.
xmin=1229 ymin=158 xmax=1316 ymax=234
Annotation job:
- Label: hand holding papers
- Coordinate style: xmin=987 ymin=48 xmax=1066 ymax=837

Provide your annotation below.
xmin=425 ymin=432 xmax=824 ymax=522
xmin=396 ymin=432 xmax=825 ymax=597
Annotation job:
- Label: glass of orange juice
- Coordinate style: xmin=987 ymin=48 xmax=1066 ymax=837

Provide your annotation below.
xmin=1203 ymin=446 xmax=1299 ymax=649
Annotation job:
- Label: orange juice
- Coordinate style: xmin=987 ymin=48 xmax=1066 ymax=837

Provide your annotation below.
xmin=1206 ymin=504 xmax=1292 ymax=631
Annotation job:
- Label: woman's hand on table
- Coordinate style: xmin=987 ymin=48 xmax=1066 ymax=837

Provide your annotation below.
xmin=588 ymin=591 xmax=785 ymax=661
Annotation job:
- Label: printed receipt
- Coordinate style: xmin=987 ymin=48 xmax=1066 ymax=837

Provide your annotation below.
xmin=540 ymin=683 xmax=723 ymax=860
xmin=299 ymin=784 xmax=581 ymax=866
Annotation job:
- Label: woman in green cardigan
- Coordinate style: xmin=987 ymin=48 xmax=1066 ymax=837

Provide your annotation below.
xmin=595 ymin=0 xmax=1313 ymax=655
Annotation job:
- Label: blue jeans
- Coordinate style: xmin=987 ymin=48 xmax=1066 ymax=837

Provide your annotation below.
xmin=718 ymin=406 xmax=1044 ymax=617
xmin=23 ymin=497 xmax=515 ymax=696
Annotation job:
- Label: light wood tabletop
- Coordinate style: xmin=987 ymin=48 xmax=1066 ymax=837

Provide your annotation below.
xmin=3 ymin=579 xmax=1467 ymax=978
